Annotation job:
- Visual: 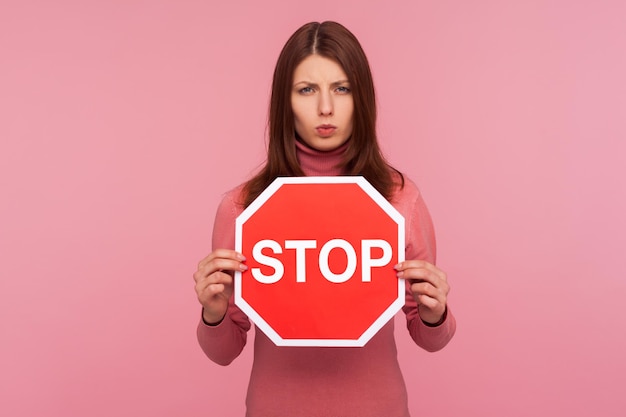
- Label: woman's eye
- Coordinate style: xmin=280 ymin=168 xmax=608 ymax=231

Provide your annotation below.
xmin=299 ymin=87 xmax=314 ymax=94
xmin=336 ymin=86 xmax=351 ymax=93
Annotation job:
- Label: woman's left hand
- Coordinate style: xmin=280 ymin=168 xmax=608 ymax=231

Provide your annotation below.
xmin=394 ymin=260 xmax=450 ymax=325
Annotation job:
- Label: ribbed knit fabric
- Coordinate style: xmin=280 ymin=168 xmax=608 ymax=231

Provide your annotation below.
xmin=197 ymin=140 xmax=456 ymax=417
xmin=294 ymin=139 xmax=348 ymax=176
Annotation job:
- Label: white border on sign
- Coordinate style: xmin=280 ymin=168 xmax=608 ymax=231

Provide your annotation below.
xmin=234 ymin=176 xmax=405 ymax=347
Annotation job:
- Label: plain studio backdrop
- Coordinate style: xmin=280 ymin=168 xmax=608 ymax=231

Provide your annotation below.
xmin=1 ymin=1 xmax=624 ymax=416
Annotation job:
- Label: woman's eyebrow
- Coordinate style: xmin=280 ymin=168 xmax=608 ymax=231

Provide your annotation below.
xmin=293 ymin=81 xmax=318 ymax=87
xmin=293 ymin=80 xmax=350 ymax=87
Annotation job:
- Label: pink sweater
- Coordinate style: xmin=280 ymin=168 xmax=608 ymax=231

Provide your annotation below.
xmin=197 ymin=141 xmax=456 ymax=417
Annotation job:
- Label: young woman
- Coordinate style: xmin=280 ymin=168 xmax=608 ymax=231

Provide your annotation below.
xmin=193 ymin=21 xmax=456 ymax=417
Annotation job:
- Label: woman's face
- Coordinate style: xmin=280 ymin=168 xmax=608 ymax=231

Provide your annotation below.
xmin=291 ymin=54 xmax=354 ymax=152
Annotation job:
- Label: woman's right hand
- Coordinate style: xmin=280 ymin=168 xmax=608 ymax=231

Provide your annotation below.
xmin=193 ymin=249 xmax=248 ymax=325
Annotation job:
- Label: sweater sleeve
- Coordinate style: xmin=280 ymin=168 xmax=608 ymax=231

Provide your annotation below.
xmin=400 ymin=183 xmax=456 ymax=352
xmin=196 ymin=188 xmax=252 ymax=365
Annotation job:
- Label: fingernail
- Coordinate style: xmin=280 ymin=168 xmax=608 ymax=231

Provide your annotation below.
xmin=237 ymin=253 xmax=246 ymax=261
xmin=240 ymin=264 xmax=248 ymax=271
xmin=394 ymin=263 xmax=401 ymax=270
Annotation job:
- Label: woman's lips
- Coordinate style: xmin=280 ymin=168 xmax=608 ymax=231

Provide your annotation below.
xmin=316 ymin=124 xmax=337 ymax=137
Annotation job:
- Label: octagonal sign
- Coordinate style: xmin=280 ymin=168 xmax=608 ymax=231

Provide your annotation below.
xmin=234 ymin=176 xmax=405 ymax=347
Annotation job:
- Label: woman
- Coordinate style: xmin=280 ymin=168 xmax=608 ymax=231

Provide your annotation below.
xmin=193 ymin=21 xmax=456 ymax=417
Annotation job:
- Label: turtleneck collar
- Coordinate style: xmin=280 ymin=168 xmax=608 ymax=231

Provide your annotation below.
xmin=295 ymin=139 xmax=349 ymax=177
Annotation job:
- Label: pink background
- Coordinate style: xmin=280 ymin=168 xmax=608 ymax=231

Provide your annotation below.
xmin=1 ymin=1 xmax=625 ymax=416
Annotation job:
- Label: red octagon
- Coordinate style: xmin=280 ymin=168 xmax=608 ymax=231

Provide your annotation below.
xmin=235 ymin=176 xmax=405 ymax=347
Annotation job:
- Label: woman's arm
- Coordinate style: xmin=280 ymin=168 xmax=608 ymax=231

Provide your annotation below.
xmin=195 ymin=188 xmax=252 ymax=365
xmin=397 ymin=181 xmax=456 ymax=351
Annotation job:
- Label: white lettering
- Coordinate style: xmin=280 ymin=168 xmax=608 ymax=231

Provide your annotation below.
xmin=284 ymin=240 xmax=317 ymax=282
xmin=361 ymin=239 xmax=393 ymax=282
xmin=250 ymin=239 xmax=393 ymax=284
xmin=251 ymin=239 xmax=284 ymax=284
xmin=319 ymin=239 xmax=357 ymax=283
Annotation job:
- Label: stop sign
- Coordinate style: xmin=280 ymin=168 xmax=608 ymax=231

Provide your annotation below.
xmin=234 ymin=176 xmax=405 ymax=347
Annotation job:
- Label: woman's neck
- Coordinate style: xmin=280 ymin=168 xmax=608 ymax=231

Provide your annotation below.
xmin=295 ymin=140 xmax=349 ymax=176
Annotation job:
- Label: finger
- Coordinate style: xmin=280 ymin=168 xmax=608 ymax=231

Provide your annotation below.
xmin=398 ymin=267 xmax=445 ymax=288
xmin=396 ymin=263 xmax=446 ymax=286
xmin=198 ymin=249 xmax=246 ymax=269
xmin=394 ymin=260 xmax=444 ymax=277
xmin=416 ymin=293 xmax=441 ymax=310
xmin=197 ymin=284 xmax=232 ymax=312
xmin=195 ymin=272 xmax=233 ymax=297
xmin=196 ymin=281 xmax=225 ymax=299
xmin=195 ymin=270 xmax=235 ymax=295
xmin=201 ymin=269 xmax=235 ymax=286
xmin=410 ymin=280 xmax=447 ymax=301
xmin=195 ymin=259 xmax=248 ymax=282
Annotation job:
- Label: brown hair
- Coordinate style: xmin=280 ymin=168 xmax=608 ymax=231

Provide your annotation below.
xmin=241 ymin=21 xmax=403 ymax=207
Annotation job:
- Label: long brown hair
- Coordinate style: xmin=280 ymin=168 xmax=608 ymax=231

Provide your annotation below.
xmin=241 ymin=21 xmax=403 ymax=207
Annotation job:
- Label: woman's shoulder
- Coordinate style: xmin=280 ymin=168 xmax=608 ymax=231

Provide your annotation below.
xmin=221 ymin=182 xmax=246 ymax=201
xmin=215 ymin=183 xmax=247 ymax=218
xmin=392 ymin=171 xmax=422 ymax=203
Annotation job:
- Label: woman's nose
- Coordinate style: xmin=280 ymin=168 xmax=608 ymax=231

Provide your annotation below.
xmin=318 ymin=91 xmax=333 ymax=116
